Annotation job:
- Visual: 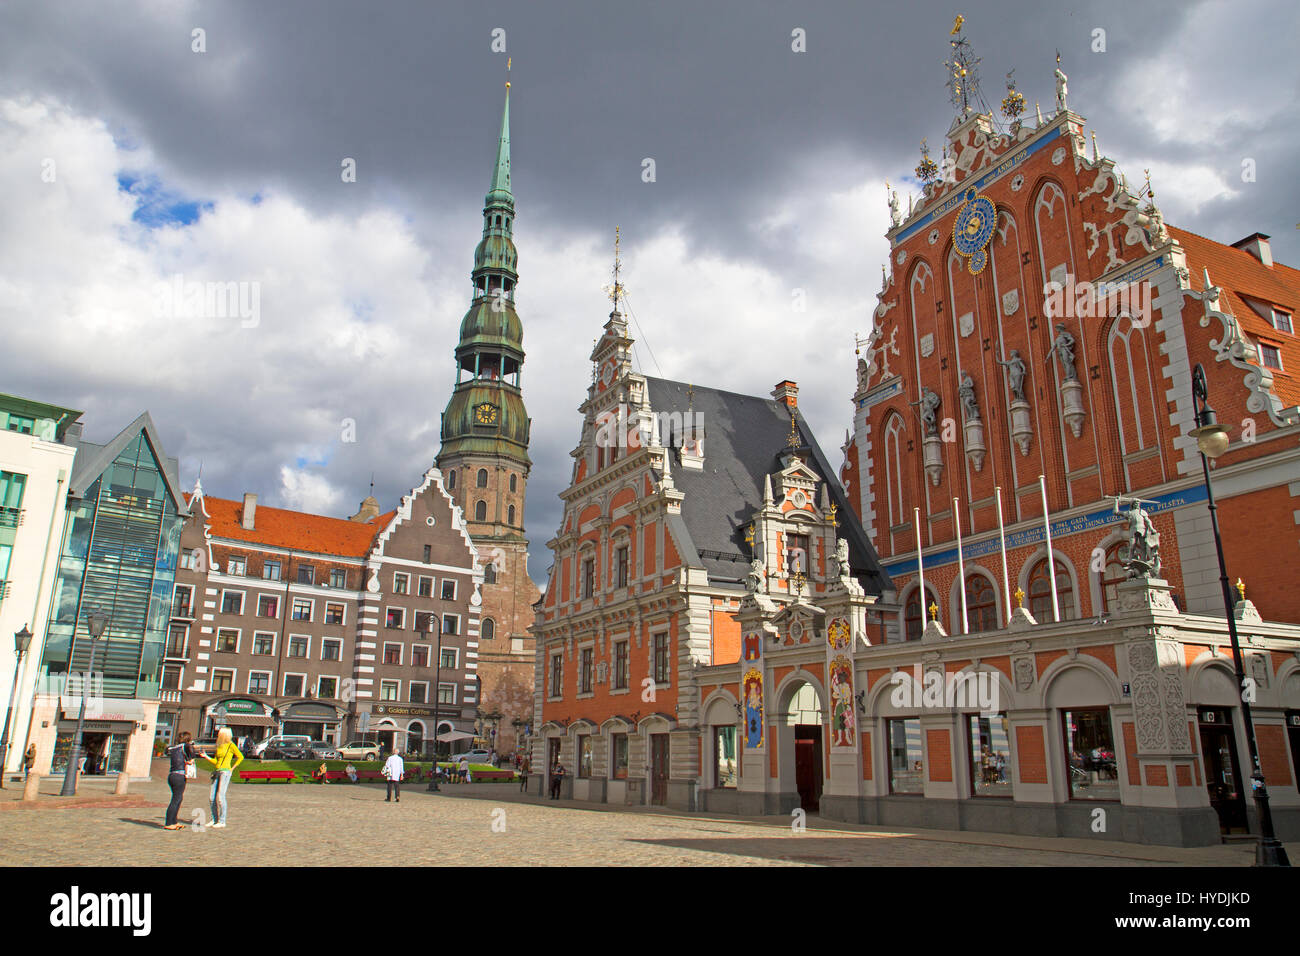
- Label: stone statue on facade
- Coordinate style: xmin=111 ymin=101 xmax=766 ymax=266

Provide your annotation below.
xmin=920 ymin=387 xmax=942 ymax=436
xmin=887 ymin=184 xmax=902 ymax=228
xmin=745 ymin=558 xmax=766 ymax=593
xmin=958 ymin=371 xmax=980 ymax=420
xmin=831 ymin=536 xmax=851 ymax=582
xmin=1051 ymin=323 xmax=1078 ymax=381
xmin=1054 ymin=56 xmax=1068 ymax=112
xmin=997 ymin=350 xmax=1028 ymax=402
xmin=1115 ymin=497 xmax=1162 ymax=579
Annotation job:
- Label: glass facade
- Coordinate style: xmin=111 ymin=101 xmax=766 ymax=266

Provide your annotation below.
xmin=714 ymin=725 xmax=737 ymax=788
xmin=1063 ymin=708 xmax=1119 ymax=801
xmin=40 ymin=431 xmax=183 ymax=699
xmin=968 ymin=713 xmax=1012 ymax=797
xmin=888 ymin=717 xmax=924 ymax=794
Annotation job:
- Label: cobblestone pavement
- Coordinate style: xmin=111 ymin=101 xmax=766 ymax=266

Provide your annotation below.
xmin=0 ymin=771 xmax=1278 ymax=866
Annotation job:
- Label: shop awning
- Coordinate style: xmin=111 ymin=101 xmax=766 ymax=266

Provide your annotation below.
xmin=436 ymin=730 xmax=474 ymax=743
xmin=60 ymin=698 xmax=148 ymax=723
xmin=216 ymin=714 xmax=274 ymax=727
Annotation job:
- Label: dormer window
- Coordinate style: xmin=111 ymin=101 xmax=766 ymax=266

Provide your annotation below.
xmin=1271 ymin=309 xmax=1293 ymax=335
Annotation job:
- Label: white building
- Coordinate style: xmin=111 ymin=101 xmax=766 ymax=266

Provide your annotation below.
xmin=0 ymin=394 xmax=81 ymax=776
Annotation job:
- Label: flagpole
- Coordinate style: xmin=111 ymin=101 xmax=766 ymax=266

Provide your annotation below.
xmin=914 ymin=506 xmax=927 ymax=632
xmin=954 ymin=497 xmax=968 ymax=633
xmin=1039 ymin=474 xmax=1060 ymax=622
xmin=995 ymin=486 xmax=1011 ymax=622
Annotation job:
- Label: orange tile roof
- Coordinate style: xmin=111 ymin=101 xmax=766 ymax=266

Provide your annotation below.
xmin=188 ymin=493 xmax=395 ymax=558
xmin=1169 ymin=226 xmax=1300 ymax=409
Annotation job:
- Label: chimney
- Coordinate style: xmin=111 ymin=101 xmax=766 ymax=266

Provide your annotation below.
xmin=1231 ymin=233 xmax=1272 ymax=268
xmin=241 ymin=493 xmax=257 ymax=530
xmin=772 ymin=380 xmax=799 ymax=409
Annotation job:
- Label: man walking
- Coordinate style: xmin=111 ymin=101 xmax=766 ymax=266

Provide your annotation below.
xmin=519 ymin=755 xmax=531 ymax=793
xmin=383 ymin=749 xmax=404 ymax=803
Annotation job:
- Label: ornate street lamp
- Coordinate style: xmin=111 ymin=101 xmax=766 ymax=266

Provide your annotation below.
xmin=1190 ymin=363 xmax=1289 ymax=867
xmin=0 ymin=625 xmax=34 ymax=788
xmin=59 ymin=610 xmax=110 ymax=797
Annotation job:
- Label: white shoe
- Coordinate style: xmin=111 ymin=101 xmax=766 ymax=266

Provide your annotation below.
xmin=211 ymin=822 xmax=226 ymax=829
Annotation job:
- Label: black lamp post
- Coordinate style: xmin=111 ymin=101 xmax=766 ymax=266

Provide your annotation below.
xmin=0 ymin=625 xmax=34 ymax=788
xmin=59 ymin=610 xmax=110 ymax=797
xmin=1189 ymin=363 xmax=1290 ymax=867
xmin=423 ymin=612 xmax=444 ymax=793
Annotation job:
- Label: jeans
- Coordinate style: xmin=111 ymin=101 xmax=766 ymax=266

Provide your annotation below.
xmin=209 ymin=769 xmax=232 ymax=824
xmin=386 ymin=779 xmax=400 ymax=801
xmin=166 ymin=772 xmax=187 ymax=826
xmin=520 ymin=773 xmax=528 ymax=793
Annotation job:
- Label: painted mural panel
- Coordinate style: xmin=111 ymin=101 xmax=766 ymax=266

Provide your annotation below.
xmin=743 ymin=667 xmax=764 ymax=748
xmin=829 ymin=654 xmax=856 ymax=747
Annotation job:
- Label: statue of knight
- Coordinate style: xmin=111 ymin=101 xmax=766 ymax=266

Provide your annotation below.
xmin=1113 ymin=496 xmax=1162 ymax=579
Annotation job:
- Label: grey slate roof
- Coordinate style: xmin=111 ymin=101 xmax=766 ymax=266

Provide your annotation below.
xmin=642 ymin=377 xmax=891 ymax=596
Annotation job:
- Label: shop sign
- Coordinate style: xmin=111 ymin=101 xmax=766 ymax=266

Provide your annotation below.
xmin=219 ymin=699 xmax=262 ymax=714
xmin=374 ymin=704 xmax=438 ymax=717
xmin=286 ymin=703 xmax=337 ymax=718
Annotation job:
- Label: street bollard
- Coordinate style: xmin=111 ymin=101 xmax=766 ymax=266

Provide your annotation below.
xmin=22 ymin=773 xmax=40 ymax=801
xmin=114 ymin=772 xmax=130 ymax=795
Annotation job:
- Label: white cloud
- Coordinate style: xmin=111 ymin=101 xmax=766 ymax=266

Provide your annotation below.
xmin=279 ymin=465 xmax=343 ymax=515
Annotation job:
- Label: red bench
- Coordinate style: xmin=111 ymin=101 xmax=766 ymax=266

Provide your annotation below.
xmin=467 ymin=770 xmax=516 ymax=782
xmin=239 ymin=770 xmax=297 ymax=783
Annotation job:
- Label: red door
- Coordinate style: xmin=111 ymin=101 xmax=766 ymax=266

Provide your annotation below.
xmin=794 ymin=725 xmax=823 ymax=812
xmin=650 ymin=734 xmax=669 ymax=806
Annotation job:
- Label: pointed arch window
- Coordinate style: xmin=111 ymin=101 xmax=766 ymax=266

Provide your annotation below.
xmin=1098 ymin=540 xmax=1127 ymax=614
xmin=1028 ymin=557 xmax=1076 ymax=621
xmin=904 ymin=586 xmax=940 ymax=641
xmin=509 ymin=473 xmax=517 ymax=493
xmin=964 ymin=575 xmax=998 ymax=632
xmin=884 ymin=415 xmax=906 ymax=527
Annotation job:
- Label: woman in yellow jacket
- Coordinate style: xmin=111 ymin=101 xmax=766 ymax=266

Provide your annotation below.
xmin=208 ymin=728 xmax=243 ymax=829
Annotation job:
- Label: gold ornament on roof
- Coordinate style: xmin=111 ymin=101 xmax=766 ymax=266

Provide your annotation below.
xmin=787 ymin=411 xmax=800 ymax=449
xmin=950 ymin=15 xmax=964 ymax=35
xmin=915 ymin=138 xmax=939 ymax=185
xmin=1235 ymin=578 xmax=1246 ymax=602
xmin=928 ymin=601 xmax=939 ymax=621
xmin=1001 ymin=69 xmax=1025 ymax=120
xmin=1014 ymin=586 xmax=1025 ymax=608
xmin=828 ymin=502 xmax=838 ymax=526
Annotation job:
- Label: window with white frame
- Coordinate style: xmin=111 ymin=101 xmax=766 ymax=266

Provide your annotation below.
xmin=220 ymin=591 xmax=244 ymax=615
xmin=1260 ymin=343 xmax=1283 ymax=371
xmin=321 ymin=638 xmax=342 ymax=661
xmin=215 ymin=629 xmax=239 ymax=653
xmin=329 ymin=568 xmax=347 ymax=589
xmin=210 ymin=669 xmax=235 ymax=692
xmin=409 ymin=681 xmax=429 ymax=704
xmin=549 ymin=654 xmax=563 ymax=698
xmin=437 ymin=682 xmax=457 ymax=705
xmin=324 ymin=602 xmax=345 ymax=625
xmin=383 ymin=642 xmax=403 ymax=665
xmin=248 ymin=671 xmax=271 ymax=695
xmin=226 ymin=556 xmax=246 ymax=576
xmin=317 ymin=676 xmax=338 ymax=699
xmin=288 ymin=635 xmax=310 ymax=658
xmin=439 ymin=647 xmax=458 ymax=670
xmin=442 ymin=614 xmax=459 ymax=636
xmin=411 ymin=644 xmax=430 ymax=668
xmin=1270 ymin=308 xmax=1293 ymax=335
xmin=386 ymin=607 xmax=405 ymax=629
xmin=394 ymin=572 xmax=410 ymax=595
xmin=418 ymin=575 xmax=433 ymax=597
xmin=263 ymin=559 xmax=281 ymax=581
xmin=282 ymin=673 xmax=305 ymax=697
xmin=257 ymin=594 xmax=279 ymax=618
xmin=252 ymin=632 xmax=275 ymax=656
xmin=441 ymin=578 xmax=457 ymax=601
xmin=380 ymin=680 xmax=400 ymax=701
xmin=291 ymin=597 xmax=312 ymax=621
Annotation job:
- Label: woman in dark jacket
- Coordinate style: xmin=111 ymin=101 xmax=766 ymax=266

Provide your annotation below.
xmin=163 ymin=732 xmax=197 ymax=829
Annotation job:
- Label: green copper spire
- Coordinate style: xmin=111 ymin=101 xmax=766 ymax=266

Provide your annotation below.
xmin=438 ymin=75 xmax=530 ymax=470
xmin=486 ymin=81 xmax=512 ymax=207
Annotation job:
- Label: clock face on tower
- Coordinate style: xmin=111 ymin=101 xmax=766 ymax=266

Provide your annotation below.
xmin=474 ymin=402 xmax=499 ymax=425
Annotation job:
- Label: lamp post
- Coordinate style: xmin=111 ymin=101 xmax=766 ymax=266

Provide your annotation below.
xmin=0 ymin=625 xmax=34 ymax=788
xmin=1189 ymin=363 xmax=1290 ymax=867
xmin=422 ymin=612 xmax=443 ymax=793
xmin=59 ymin=610 xmax=110 ymax=797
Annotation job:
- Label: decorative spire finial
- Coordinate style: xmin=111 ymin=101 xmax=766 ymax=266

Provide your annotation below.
xmin=1235 ymin=578 xmax=1246 ymax=602
xmin=787 ymin=410 xmax=800 ymax=449
xmin=945 ymin=16 xmax=982 ymax=116
xmin=928 ymin=600 xmax=939 ymax=621
xmin=1014 ymin=585 xmax=1025 ymax=608
xmin=1000 ymin=69 xmax=1025 ymax=123
xmin=915 ymin=137 xmax=939 ymax=186
xmin=604 ymin=226 xmax=626 ymax=310
xmin=506 ymin=56 xmax=511 ymax=88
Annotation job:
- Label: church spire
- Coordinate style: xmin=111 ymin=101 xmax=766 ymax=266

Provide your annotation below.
xmin=487 ymin=62 xmax=512 ymax=207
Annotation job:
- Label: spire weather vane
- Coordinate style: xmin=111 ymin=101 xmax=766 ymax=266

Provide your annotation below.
xmin=602 ymin=226 xmax=626 ymax=311
xmin=945 ymin=15 xmax=982 ymax=116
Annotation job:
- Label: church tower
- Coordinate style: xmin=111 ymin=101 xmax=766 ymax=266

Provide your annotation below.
xmin=436 ymin=76 xmax=539 ymax=756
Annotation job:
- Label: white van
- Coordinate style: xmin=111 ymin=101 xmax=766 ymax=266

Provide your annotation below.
xmin=250 ymin=734 xmax=311 ymax=759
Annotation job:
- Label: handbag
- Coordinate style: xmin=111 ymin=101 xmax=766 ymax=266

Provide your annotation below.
xmin=184 ymin=761 xmax=197 ymax=780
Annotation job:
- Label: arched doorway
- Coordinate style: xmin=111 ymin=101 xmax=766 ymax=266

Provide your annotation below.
xmin=777 ymin=679 xmax=825 ymax=812
xmin=407 ymin=721 xmax=425 ymax=756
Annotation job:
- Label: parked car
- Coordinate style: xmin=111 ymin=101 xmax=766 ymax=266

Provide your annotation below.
xmin=263 ymin=743 xmax=313 ymax=760
xmin=252 ymin=734 xmax=311 ymax=759
xmin=338 ymin=740 xmax=383 ymax=761
xmin=455 ymin=749 xmax=494 ymax=765
xmin=308 ymin=741 xmax=341 ymax=760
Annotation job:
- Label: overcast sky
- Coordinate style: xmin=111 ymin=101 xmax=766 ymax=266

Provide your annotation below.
xmin=2 ymin=0 xmax=1296 ymax=584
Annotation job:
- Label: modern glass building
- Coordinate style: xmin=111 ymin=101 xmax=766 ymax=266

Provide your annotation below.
xmin=35 ymin=412 xmax=186 ymax=775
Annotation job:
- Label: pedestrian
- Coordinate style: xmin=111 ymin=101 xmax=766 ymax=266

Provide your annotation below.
xmin=550 ymin=762 xmax=566 ymax=800
xmin=312 ymin=761 xmax=329 ymax=784
xmin=383 ymin=749 xmax=404 ymax=802
xmin=207 ymin=727 xmax=243 ymax=829
xmin=345 ymin=762 xmax=358 ymax=783
xmin=23 ymin=744 xmax=36 ymax=779
xmin=458 ymin=754 xmax=470 ymax=784
xmin=519 ymin=755 xmax=531 ymax=793
xmin=163 ymin=732 xmax=197 ymax=830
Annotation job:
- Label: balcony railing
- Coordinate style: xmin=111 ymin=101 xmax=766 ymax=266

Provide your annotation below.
xmin=158 ymin=690 xmax=183 ymax=703
xmin=0 ymin=507 xmax=24 ymax=530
